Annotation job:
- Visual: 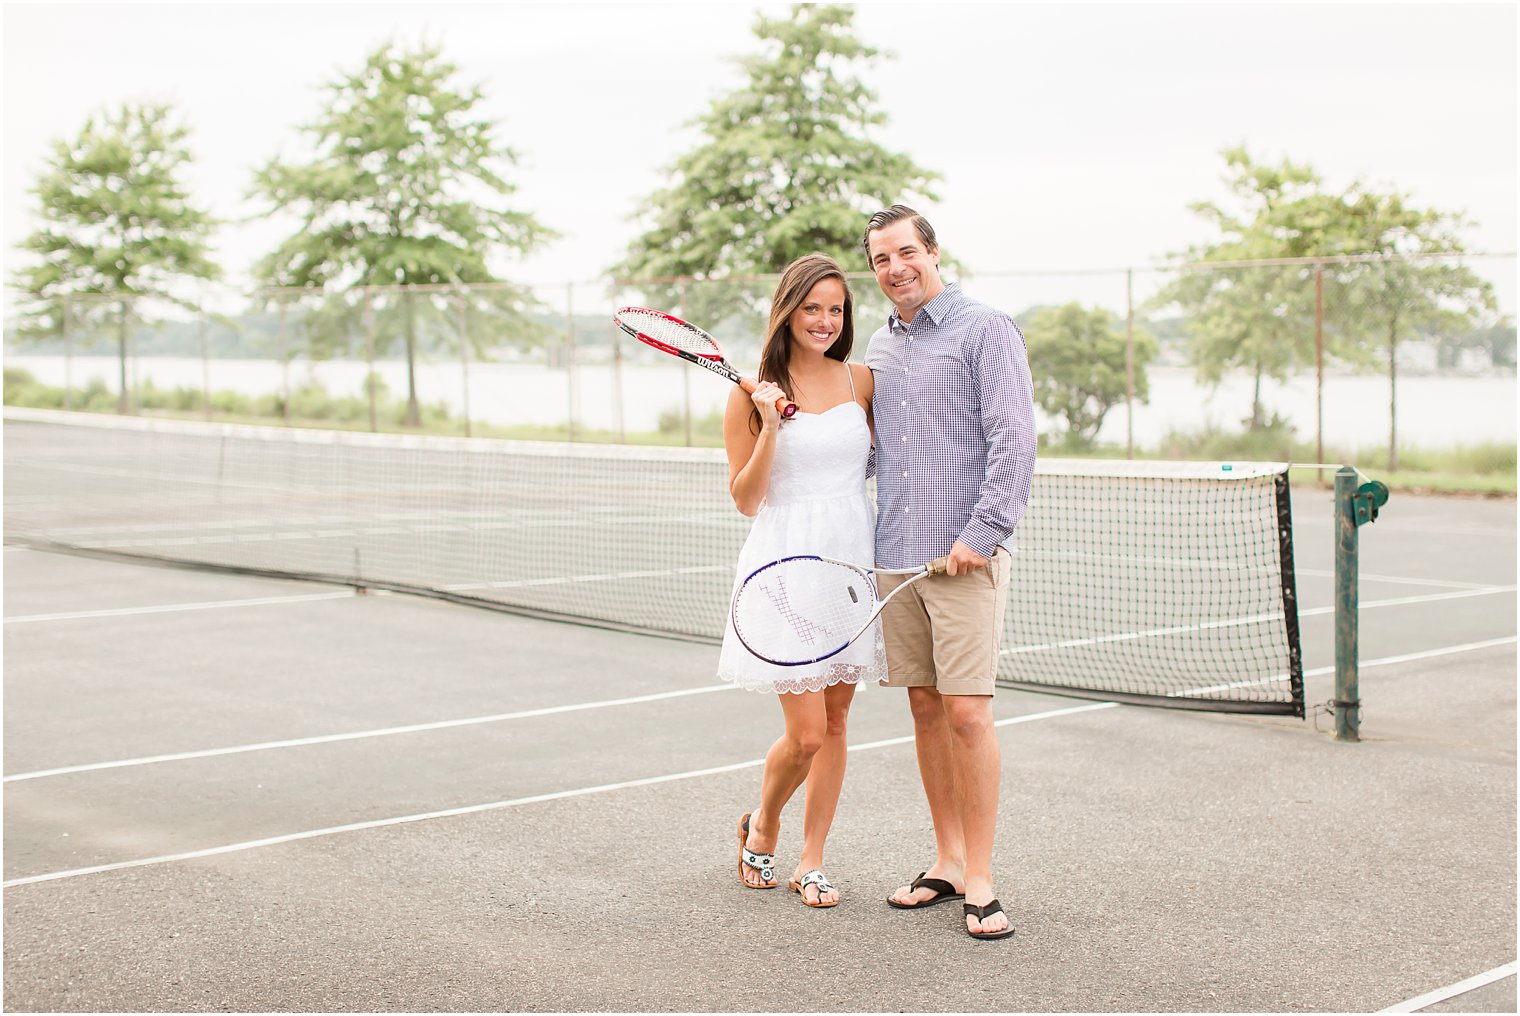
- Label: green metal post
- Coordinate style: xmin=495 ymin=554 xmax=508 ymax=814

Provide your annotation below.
xmin=1334 ymin=466 xmax=1361 ymax=741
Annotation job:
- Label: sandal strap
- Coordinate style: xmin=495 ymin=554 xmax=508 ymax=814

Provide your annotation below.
xmin=742 ymin=849 xmax=775 ymax=880
xmin=910 ymin=874 xmax=960 ymax=897
xmin=963 ymin=899 xmax=1005 ymax=920
xmin=797 ymin=869 xmax=834 ymax=892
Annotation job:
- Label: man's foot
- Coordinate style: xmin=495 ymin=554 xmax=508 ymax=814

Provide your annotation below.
xmin=964 ymin=897 xmax=1014 ymax=939
xmin=887 ymin=866 xmax=965 ymax=909
xmin=736 ymin=811 xmax=778 ymax=889
xmin=788 ymin=868 xmax=840 ymax=907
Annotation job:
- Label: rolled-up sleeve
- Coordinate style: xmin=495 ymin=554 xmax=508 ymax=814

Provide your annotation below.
xmin=958 ymin=317 xmax=1037 ymax=556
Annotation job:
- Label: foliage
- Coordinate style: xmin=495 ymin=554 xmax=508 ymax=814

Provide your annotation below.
xmin=1322 ymin=186 xmax=1497 ymax=468
xmin=250 ymin=41 xmax=556 ymax=423
xmin=1150 ymin=147 xmax=1340 ymax=429
xmin=612 ymin=4 xmax=940 ymax=322
xmin=1025 ymin=303 xmax=1157 ymax=448
xmin=9 ymin=102 xmax=220 ymax=411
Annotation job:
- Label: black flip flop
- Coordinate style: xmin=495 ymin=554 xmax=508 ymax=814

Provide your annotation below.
xmin=886 ymin=871 xmax=965 ymax=909
xmin=964 ymin=899 xmax=1015 ymax=940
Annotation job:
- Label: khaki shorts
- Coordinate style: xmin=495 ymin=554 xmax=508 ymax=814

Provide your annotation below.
xmin=877 ymin=548 xmax=1011 ymax=696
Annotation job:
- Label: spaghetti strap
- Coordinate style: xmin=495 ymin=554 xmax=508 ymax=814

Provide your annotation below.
xmin=845 ymin=362 xmax=858 ymax=401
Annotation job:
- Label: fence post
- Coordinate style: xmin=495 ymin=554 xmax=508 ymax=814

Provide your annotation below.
xmin=1315 ymin=262 xmax=1325 ymax=472
xmin=1125 ymin=267 xmax=1135 ymax=459
xmin=199 ymin=307 xmax=211 ymax=421
xmin=364 ymin=290 xmax=377 ymax=433
xmin=456 ymin=288 xmax=472 ymax=438
xmin=610 ymin=295 xmax=626 ymax=444
xmin=678 ymin=279 xmax=692 ymax=447
xmin=566 ymin=281 xmax=577 ymax=442
xmin=278 ymin=295 xmax=291 ymax=426
xmin=62 ymin=296 xmax=73 ymax=412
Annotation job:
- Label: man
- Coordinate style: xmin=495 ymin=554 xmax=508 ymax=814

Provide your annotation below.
xmin=862 ymin=204 xmax=1037 ymax=941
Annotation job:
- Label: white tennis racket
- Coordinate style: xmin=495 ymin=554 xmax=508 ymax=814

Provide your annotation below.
xmin=614 ymin=306 xmax=797 ymax=419
xmin=730 ymin=555 xmax=950 ymax=666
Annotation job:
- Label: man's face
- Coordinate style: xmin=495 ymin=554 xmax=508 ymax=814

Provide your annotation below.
xmin=867 ymin=219 xmax=943 ymax=318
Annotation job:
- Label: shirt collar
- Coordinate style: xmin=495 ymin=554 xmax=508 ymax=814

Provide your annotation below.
xmin=889 ymin=282 xmax=961 ymax=333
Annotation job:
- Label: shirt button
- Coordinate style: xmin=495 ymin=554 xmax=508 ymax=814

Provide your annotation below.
xmin=904 ymin=506 xmax=911 ymax=513
xmin=901 ymin=471 xmax=908 ymax=477
xmin=900 ymin=435 xmax=907 ymax=442
xmin=900 ymin=400 xmax=906 ymax=407
xmin=903 ymin=367 xmax=909 ymax=373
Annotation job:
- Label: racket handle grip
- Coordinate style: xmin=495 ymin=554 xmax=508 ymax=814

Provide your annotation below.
xmin=926 ymin=556 xmax=951 ymax=575
xmin=740 ymin=378 xmax=798 ymax=419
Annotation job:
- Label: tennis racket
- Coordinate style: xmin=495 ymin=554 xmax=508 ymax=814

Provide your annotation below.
xmin=613 ymin=307 xmax=797 ymax=419
xmin=730 ymin=555 xmax=950 ymax=666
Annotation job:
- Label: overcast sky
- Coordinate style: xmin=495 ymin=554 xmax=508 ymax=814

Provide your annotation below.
xmin=3 ymin=2 xmax=1516 ymax=312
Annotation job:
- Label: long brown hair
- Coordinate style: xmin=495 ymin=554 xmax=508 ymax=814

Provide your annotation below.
xmin=751 ymin=253 xmax=855 ymax=433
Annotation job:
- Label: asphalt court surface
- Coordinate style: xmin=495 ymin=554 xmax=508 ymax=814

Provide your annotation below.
xmin=2 ymin=489 xmax=1515 ymax=1012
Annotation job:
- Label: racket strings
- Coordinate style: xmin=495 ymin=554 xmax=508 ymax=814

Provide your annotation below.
xmin=732 ymin=558 xmax=877 ymax=665
xmin=620 ymin=311 xmax=722 ymax=359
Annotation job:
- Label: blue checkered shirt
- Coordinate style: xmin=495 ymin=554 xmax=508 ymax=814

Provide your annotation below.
xmin=865 ymin=283 xmax=1037 ymax=570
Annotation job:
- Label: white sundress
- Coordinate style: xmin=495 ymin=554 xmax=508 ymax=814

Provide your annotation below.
xmin=716 ymin=369 xmax=887 ymax=694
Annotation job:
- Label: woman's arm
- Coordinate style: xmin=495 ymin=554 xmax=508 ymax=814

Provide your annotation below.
xmin=723 ymin=381 xmax=785 ymax=517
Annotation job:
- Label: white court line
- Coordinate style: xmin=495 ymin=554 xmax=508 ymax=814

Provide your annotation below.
xmin=1 ymin=702 xmax=1114 ymax=888
xmin=3 ymin=684 xmax=739 ymax=783
xmin=1002 ymin=586 xmax=1515 ymax=657
xmin=1379 ymin=960 xmax=1517 ymax=1012
xmin=1297 ymin=568 xmax=1504 ymax=590
xmin=3 ymin=636 xmax=1508 ymax=888
xmin=3 ymin=591 xmax=354 ymax=625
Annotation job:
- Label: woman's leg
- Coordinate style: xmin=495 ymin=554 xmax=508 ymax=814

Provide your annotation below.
xmin=793 ymin=680 xmax=857 ymax=903
xmin=741 ymin=690 xmax=827 ymax=887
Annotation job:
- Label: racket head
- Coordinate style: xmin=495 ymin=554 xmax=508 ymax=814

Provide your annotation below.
xmin=730 ymin=555 xmax=879 ymax=666
xmin=614 ymin=307 xmax=724 ymax=361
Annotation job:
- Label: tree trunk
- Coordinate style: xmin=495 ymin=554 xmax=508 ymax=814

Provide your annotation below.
xmin=403 ymin=290 xmax=421 ymax=427
xmin=116 ymin=300 xmax=131 ymax=414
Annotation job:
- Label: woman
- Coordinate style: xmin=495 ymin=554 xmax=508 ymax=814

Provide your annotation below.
xmin=718 ymin=252 xmax=883 ymax=909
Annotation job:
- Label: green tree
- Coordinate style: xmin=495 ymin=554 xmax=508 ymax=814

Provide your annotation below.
xmin=613 ymin=4 xmax=940 ymax=322
xmin=251 ymin=42 xmax=556 ymax=426
xmin=1153 ymin=147 xmax=1342 ymax=430
xmin=10 ymin=103 xmax=220 ymax=412
xmin=1328 ymin=187 xmax=1496 ymax=469
xmin=1025 ymin=303 xmax=1157 ymax=448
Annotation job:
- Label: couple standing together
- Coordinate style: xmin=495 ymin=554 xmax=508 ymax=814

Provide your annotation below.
xmin=716 ymin=205 xmax=1037 ymax=941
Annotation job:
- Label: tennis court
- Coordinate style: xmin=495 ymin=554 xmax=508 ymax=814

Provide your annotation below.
xmin=3 ymin=428 xmax=1515 ymax=1010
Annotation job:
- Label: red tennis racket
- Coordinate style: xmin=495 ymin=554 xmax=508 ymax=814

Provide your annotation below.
xmin=614 ymin=307 xmax=797 ymax=419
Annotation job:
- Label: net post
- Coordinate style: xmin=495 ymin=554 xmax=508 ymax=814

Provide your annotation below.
xmin=1333 ymin=465 xmax=1361 ymax=742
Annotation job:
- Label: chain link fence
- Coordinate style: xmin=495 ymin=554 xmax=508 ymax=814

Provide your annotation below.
xmin=5 ymin=253 xmax=1514 ymax=465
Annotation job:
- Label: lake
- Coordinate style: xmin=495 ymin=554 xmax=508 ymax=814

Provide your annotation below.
xmin=6 ymin=355 xmax=1515 ymax=451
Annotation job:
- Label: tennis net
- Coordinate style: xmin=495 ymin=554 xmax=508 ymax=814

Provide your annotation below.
xmin=2 ymin=408 xmax=1303 ymax=715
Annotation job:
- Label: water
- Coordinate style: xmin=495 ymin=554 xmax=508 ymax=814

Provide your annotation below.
xmin=6 ymin=355 xmax=1515 ymax=450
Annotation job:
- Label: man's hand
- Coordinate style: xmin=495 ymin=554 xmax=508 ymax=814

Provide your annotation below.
xmin=945 ymin=540 xmax=989 ymax=577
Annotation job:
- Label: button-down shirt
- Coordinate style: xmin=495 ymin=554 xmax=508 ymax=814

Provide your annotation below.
xmin=865 ymin=283 xmax=1037 ymax=569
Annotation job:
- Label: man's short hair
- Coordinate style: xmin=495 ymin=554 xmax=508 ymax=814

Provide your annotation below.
xmin=863 ymin=204 xmax=939 ymax=259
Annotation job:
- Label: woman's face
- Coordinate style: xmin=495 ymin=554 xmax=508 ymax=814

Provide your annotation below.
xmin=787 ymin=277 xmax=847 ymax=356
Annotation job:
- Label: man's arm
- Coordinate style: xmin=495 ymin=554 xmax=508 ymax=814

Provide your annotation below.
xmin=956 ymin=315 xmax=1037 ymax=558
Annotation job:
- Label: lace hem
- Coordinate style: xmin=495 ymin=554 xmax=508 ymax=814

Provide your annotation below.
xmin=717 ymin=660 xmax=888 ymax=695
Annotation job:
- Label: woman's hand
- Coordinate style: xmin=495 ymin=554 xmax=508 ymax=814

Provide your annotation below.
xmin=750 ymin=380 xmax=787 ymax=431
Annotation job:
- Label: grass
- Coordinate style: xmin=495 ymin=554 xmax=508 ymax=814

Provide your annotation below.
xmin=6 ymin=367 xmax=1512 ymax=495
